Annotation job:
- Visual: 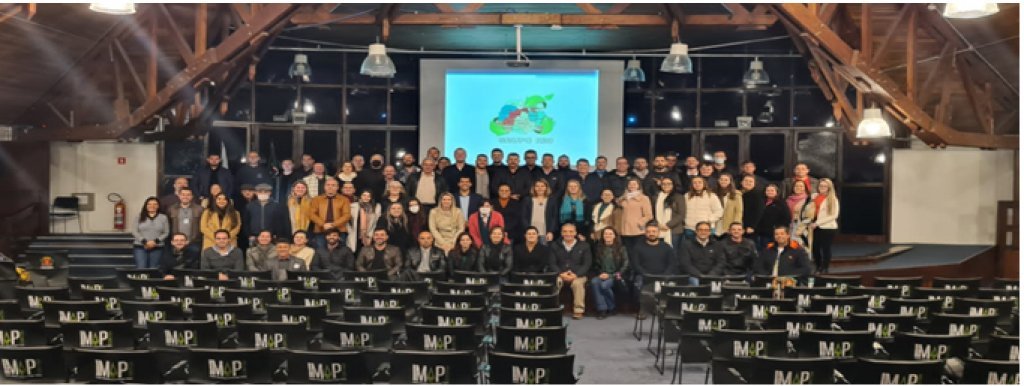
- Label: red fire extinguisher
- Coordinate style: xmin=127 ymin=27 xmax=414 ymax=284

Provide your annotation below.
xmin=109 ymin=193 xmax=126 ymax=231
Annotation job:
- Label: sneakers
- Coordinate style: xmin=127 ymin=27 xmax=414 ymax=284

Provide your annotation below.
xmin=572 ymin=312 xmax=584 ymax=319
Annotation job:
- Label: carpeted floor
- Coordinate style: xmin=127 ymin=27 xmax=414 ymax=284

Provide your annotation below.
xmin=566 ymin=314 xmax=704 ymax=384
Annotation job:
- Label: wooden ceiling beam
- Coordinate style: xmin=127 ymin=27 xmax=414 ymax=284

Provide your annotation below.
xmin=576 ymin=3 xmax=602 ymax=15
xmin=870 ymin=4 xmax=913 ymax=65
xmin=157 ymin=4 xmax=196 ymax=66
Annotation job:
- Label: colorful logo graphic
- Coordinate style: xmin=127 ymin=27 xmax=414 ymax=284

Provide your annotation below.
xmin=490 ymin=94 xmax=555 ymax=136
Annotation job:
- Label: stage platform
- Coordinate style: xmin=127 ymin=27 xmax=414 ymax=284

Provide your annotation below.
xmin=827 ymin=243 xmax=1002 ymax=284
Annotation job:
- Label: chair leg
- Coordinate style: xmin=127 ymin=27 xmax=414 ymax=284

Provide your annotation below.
xmin=646 ymin=315 xmax=658 ymax=354
xmin=703 ymin=362 xmax=711 ymax=384
xmin=632 ymin=311 xmax=642 ymax=341
xmin=76 ymin=213 xmax=83 ymax=233
xmin=653 ymin=320 xmax=665 ymax=374
xmin=671 ymin=341 xmax=684 ymax=384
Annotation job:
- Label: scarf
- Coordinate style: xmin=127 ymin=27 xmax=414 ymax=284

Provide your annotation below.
xmin=813 ymin=194 xmax=827 ymax=218
xmin=786 ymin=194 xmax=807 ymax=215
xmin=359 ymin=202 xmax=373 ymax=234
xmin=559 ymin=196 xmax=584 ymax=223
xmin=477 ymin=213 xmax=492 ymax=239
xmin=596 ymin=202 xmax=611 ymax=221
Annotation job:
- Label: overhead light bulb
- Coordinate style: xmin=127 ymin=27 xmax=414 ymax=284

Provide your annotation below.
xmin=303 ymin=99 xmax=315 ymax=114
xmin=623 ymin=59 xmax=646 ymax=82
xmin=856 ymin=107 xmax=892 ymax=138
xmin=743 ymin=57 xmax=770 ymax=88
xmin=873 ymin=153 xmax=886 ymax=164
xmin=288 ymin=54 xmax=312 ymax=83
xmin=89 ymin=1 xmax=135 ymax=15
xmin=360 ymin=43 xmax=396 ymax=78
xmin=660 ymin=43 xmax=693 ymax=74
xmin=943 ymin=2 xmax=999 ymax=18
xmin=670 ymin=106 xmax=682 ymax=122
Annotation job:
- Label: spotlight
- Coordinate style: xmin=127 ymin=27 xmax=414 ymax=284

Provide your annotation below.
xmin=623 ymin=59 xmax=646 ymax=82
xmin=942 ymin=2 xmax=999 ymax=18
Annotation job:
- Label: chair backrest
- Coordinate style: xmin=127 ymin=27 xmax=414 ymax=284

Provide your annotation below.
xmin=68 ymin=276 xmax=118 ymax=299
xmin=80 ymin=288 xmax=132 ymax=314
xmin=359 ymin=290 xmax=416 ymax=310
xmin=316 ymin=280 xmax=368 ymax=305
xmin=419 ymin=304 xmax=483 ymax=325
xmin=813 ymin=274 xmax=862 ymax=295
xmin=992 ymin=278 xmax=1019 ymax=291
xmin=341 ymin=269 xmax=388 ymax=290
xmin=749 ymin=356 xmax=835 ymax=385
xmin=377 ymin=280 xmax=431 ymax=304
xmin=659 ymin=284 xmax=711 ymax=298
xmin=499 ymin=293 xmax=560 ymax=310
xmin=962 ymin=358 xmax=1019 ymax=385
xmin=720 ymin=285 xmax=772 ymax=309
xmin=927 ymin=313 xmax=997 ymax=341
xmin=157 ymin=286 xmax=212 ymax=313
xmin=735 ymin=298 xmax=796 ymax=321
xmin=889 ymin=332 xmax=972 ymax=360
xmin=190 ymin=303 xmax=256 ymax=328
xmin=807 ymin=295 xmax=870 ymax=320
xmin=429 ymin=292 xmax=488 ymax=309
xmin=119 ymin=300 xmax=183 ymax=328
xmin=451 ymin=270 xmax=500 ymax=287
xmin=697 ymin=275 xmax=747 ymax=294
xmin=73 ymin=348 xmax=160 ymax=383
xmin=487 ymin=352 xmax=576 ymax=384
xmin=252 ymin=279 xmax=303 ymax=304
xmin=499 ymin=307 xmax=564 ymax=328
xmin=287 ymin=269 xmax=333 ymax=290
xmin=509 ymin=272 xmax=559 ymax=286
xmin=285 ymin=349 xmax=370 ymax=384
xmin=883 ymin=297 xmax=943 ymax=321
xmin=415 ymin=270 xmax=448 ymax=286
xmin=192 ymin=277 xmax=241 ymax=302
xmin=236 ymin=320 xmax=309 ymax=350
xmin=763 ymin=311 xmax=832 ymax=341
xmin=852 ymin=358 xmax=943 ymax=384
xmin=500 ymin=282 xmax=556 ymax=296
xmin=846 ymin=286 xmax=902 ymax=311
xmin=226 ymin=270 xmax=272 ymax=289
xmin=266 ymin=304 xmax=328 ymax=331
xmin=749 ymin=274 xmax=775 ymax=288
xmin=847 ymin=312 xmax=917 ymax=341
xmin=147 ymin=319 xmax=219 ymax=349
xmin=711 ymin=329 xmax=789 ymax=359
xmin=186 ymin=347 xmax=272 ymax=383
xmin=873 ymin=276 xmax=922 ymax=298
xmin=290 ymin=290 xmax=348 ymax=315
xmin=404 ymin=323 xmax=478 ymax=351
xmin=932 ymin=276 xmax=982 ymax=291
xmin=643 ymin=274 xmax=691 ymax=294
xmin=223 ymin=288 xmax=276 ymax=314
xmin=678 ymin=310 xmax=745 ymax=334
xmin=126 ymin=277 xmax=177 ymax=300
xmin=60 ymin=319 xmax=134 ymax=349
xmin=663 ymin=295 xmax=723 ymax=319
xmin=341 ymin=306 xmax=406 ymax=333
xmin=796 ymin=329 xmax=875 ymax=359
xmin=24 ymin=251 xmax=69 ymax=270
xmin=494 ymin=326 xmax=568 ymax=355
xmin=435 ymin=281 xmax=489 ymax=295
xmin=0 ymin=320 xmax=46 ymax=347
xmin=388 ymin=350 xmax=477 ymax=384
xmin=15 ymin=286 xmax=68 ymax=312
xmin=912 ymin=286 xmax=971 ymax=311
xmin=953 ymin=297 xmax=1016 ymax=325
xmin=976 ymin=288 xmax=1019 ymax=310
xmin=0 ymin=345 xmax=66 ymax=382
xmin=320 ymin=320 xmax=393 ymax=350
xmin=0 ymin=300 xmax=21 ymax=320
xmin=987 ymin=334 xmax=1019 ymax=361
xmin=53 ymin=196 xmax=78 ymax=209
xmin=41 ymin=300 xmax=107 ymax=326
xmin=114 ymin=268 xmax=160 ymax=288
xmin=783 ymin=286 xmax=837 ymax=310
xmin=169 ymin=269 xmax=219 ymax=288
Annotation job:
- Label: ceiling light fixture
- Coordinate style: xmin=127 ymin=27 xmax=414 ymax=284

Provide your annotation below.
xmin=757 ymin=100 xmax=775 ymax=124
xmin=942 ymin=2 xmax=999 ymax=18
xmin=856 ymin=107 xmax=892 ymax=138
xmin=89 ymin=1 xmax=136 ymax=15
xmin=743 ymin=57 xmax=769 ymax=88
xmin=360 ymin=43 xmax=396 ymax=78
xmin=660 ymin=43 xmax=693 ymax=74
xmin=289 ymin=54 xmax=312 ymax=83
xmin=623 ymin=58 xmax=646 ymax=82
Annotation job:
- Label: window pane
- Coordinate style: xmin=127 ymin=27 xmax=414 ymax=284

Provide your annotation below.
xmin=390 ymin=54 xmax=419 ymax=89
xmin=390 ymin=89 xmax=419 ymax=125
xmin=702 ymin=135 xmax=739 ymax=163
xmin=349 ymin=131 xmax=387 ymax=161
xmin=164 ymin=138 xmax=204 ymax=176
xmin=793 ymin=58 xmax=815 ymax=86
xmin=346 ymin=53 xmax=389 ymax=86
xmin=700 ymin=57 xmax=746 ymax=89
xmin=796 ymin=131 xmax=838 ymax=180
xmin=653 ymin=134 xmax=692 ymax=158
xmin=792 ymin=88 xmax=833 ymax=127
xmin=699 ymin=91 xmax=743 ymax=128
xmin=303 ymin=130 xmax=339 ymax=172
xmin=747 ymin=89 xmax=790 ymax=128
xmin=654 ymin=92 xmax=696 ymax=127
xmin=258 ymin=129 xmax=293 ymax=167
xmin=302 ymin=88 xmax=342 ymax=124
xmin=306 ymin=53 xmax=344 ymax=84
xmin=224 ymin=83 xmax=252 ymax=121
xmin=657 ymin=64 xmax=697 ymax=89
xmin=623 ymin=133 xmax=650 ymax=160
xmin=843 ymin=137 xmax=887 ymax=183
xmin=254 ymin=85 xmax=297 ymax=123
xmin=749 ymin=134 xmax=786 ymax=182
xmin=345 ymin=88 xmax=388 ymax=124
xmin=839 ymin=186 xmax=884 ymax=235
xmin=624 ymin=91 xmax=650 ymax=128
xmin=207 ymin=127 xmax=248 ymax=171
xmin=389 ymin=131 xmax=419 ymax=165
xmin=254 ymin=50 xmax=292 ymax=83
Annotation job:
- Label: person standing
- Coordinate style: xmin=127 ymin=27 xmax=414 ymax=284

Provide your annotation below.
xmin=407 ymin=158 xmax=448 ymax=213
xmin=535 ymin=153 xmax=565 ymax=197
xmin=310 ymin=228 xmax=355 ymax=280
xmin=558 ymin=179 xmax=590 ymax=239
xmin=739 ymin=161 xmax=769 ymax=192
xmin=487 ymin=148 xmax=506 ymax=179
xmin=274 ymin=159 xmax=303 ymax=203
xmin=281 ymin=181 xmax=312 ymax=236
xmin=235 ymin=151 xmax=273 ymax=193
xmin=643 ymin=155 xmax=683 ymax=197
xmin=308 ymin=177 xmax=351 ymax=250
xmin=303 ymin=163 xmax=330 ymax=198
xmin=473 ymin=154 xmax=491 ymax=200
xmin=605 ymin=157 xmax=635 ymax=198
xmin=200 ymin=193 xmax=241 ymax=250
xmin=348 ymin=190 xmax=381 ymax=253
xmin=714 ymin=173 xmax=744 ymax=239
xmin=683 ymin=177 xmax=723 ymax=239
xmin=781 ymin=162 xmax=819 ymax=198
xmin=521 ymin=179 xmax=559 ymax=244
xmin=786 ymin=179 xmax=815 ymax=251
xmin=492 ymin=184 xmax=524 ymax=244
xmin=132 ymin=197 xmax=169 ymax=269
xmin=355 ymin=154 xmax=386 ymax=200
xmin=406 ymin=199 xmax=429 ymax=244
xmin=336 ymin=162 xmax=359 ymax=184
xmin=756 ymin=184 xmax=791 ymax=251
xmin=617 ymin=178 xmax=652 ymax=250
xmin=355 ymin=228 xmax=403 ymax=280
xmin=491 ymin=153 xmax=532 ymax=200
xmin=467 ymin=200 xmax=506 ymax=248
xmin=397 ymin=153 xmax=421 ymax=185
xmin=739 ymin=175 xmax=764 ymax=241
xmin=192 ymin=153 xmax=234 ymax=204
xmin=244 ymin=184 xmax=285 ymax=243
xmin=593 ymin=156 xmax=609 ymax=178
xmin=377 ymin=202 xmax=413 ymax=252
xmin=590 ymin=189 xmax=619 ymax=240
xmin=442 ymin=148 xmax=475 ymax=195
xmin=651 ymin=178 xmax=686 ymax=248
xmin=548 ymin=223 xmax=592 ymax=319
xmin=570 ymin=159 xmax=605 ymax=205
xmin=160 ymin=177 xmax=190 ymax=212
xmin=428 ymin=193 xmax=466 ymax=252
xmin=167 ymin=187 xmax=203 ymax=257
xmin=453 ymin=176 xmax=483 ymax=222
xmin=809 ymin=179 xmax=840 ymax=274
xmin=632 ymin=157 xmax=649 ymax=180
xmin=591 ymin=227 xmax=629 ymax=319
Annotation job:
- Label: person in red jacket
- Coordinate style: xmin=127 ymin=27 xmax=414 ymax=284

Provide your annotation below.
xmin=466 ymin=200 xmax=509 ymax=247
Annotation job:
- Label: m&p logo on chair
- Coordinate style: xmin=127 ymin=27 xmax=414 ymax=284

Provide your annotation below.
xmin=39 ymin=256 xmax=54 ymax=270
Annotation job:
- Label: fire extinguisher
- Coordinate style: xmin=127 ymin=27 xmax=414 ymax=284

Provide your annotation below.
xmin=108 ymin=193 xmax=126 ymax=231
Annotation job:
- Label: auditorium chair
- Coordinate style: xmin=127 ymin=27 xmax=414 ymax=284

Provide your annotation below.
xmin=223 ymin=288 xmax=276 ymax=316
xmin=147 ymin=319 xmax=218 ymax=349
xmin=912 ymin=286 xmax=972 ymax=312
xmin=0 ymin=319 xmax=47 ymax=347
xmin=493 ymin=325 xmax=569 ymax=355
xmin=114 ymin=268 xmax=160 ymax=288
xmin=888 ymin=332 xmax=972 ymax=361
xmin=290 ymin=290 xmax=348 ymax=317
xmin=632 ymin=274 xmax=689 ymax=341
xmin=795 ymin=329 xmax=875 ymax=376
xmin=157 ymin=286 xmax=211 ymax=315
xmin=747 ymin=356 xmax=837 ymax=384
xmin=932 ymin=276 xmax=983 ymax=291
xmin=873 ymin=276 xmax=923 ymax=298
xmin=120 ymin=300 xmax=183 ymax=330
xmin=80 ymin=287 xmax=132 ymax=318
xmin=40 ymin=300 xmax=107 ymax=329
xmin=341 ymin=269 xmax=388 ymax=291
xmin=284 ymin=349 xmax=371 ymax=384
xmin=435 ymin=281 xmax=490 ymax=296
xmin=499 ymin=292 xmax=560 ymax=310
xmin=316 ymin=280 xmax=368 ymax=306
xmin=236 ymin=320 xmax=309 ymax=350
xmin=883 ymin=297 xmax=944 ymax=326
xmin=486 ymin=352 xmax=579 ymax=384
xmin=735 ymin=297 xmax=796 ymax=325
xmin=669 ymin=310 xmax=745 ymax=384
xmin=807 ymin=295 xmax=870 ymax=322
xmin=192 ymin=277 xmax=241 ymax=302
xmin=320 ymin=319 xmax=394 ymax=351
xmin=126 ymin=277 xmax=177 ymax=301
xmin=0 ymin=345 xmax=67 ymax=382
xmin=15 ymin=286 xmax=68 ymax=317
xmin=413 ymin=270 xmax=447 ymax=286
xmin=961 ymin=358 xmax=1019 ymax=384
xmin=226 ymin=270 xmax=272 ymax=290
xmin=377 ymin=280 xmax=431 ymax=306
xmin=252 ymin=279 xmax=303 ymax=305
xmin=953 ymin=297 xmax=1016 ymax=327
xmin=169 ymin=268 xmax=218 ymax=288
xmin=388 ymin=349 xmax=478 ymax=384
xmin=846 ymin=312 xmax=916 ymax=343
xmin=286 ymin=269 xmax=333 ymax=291
xmin=360 ymin=290 xmax=418 ymax=320
xmin=498 ymin=307 xmax=564 ymax=329
xmin=186 ymin=347 xmax=273 ymax=384
xmin=67 ymin=276 xmax=117 ymax=300
xmin=853 ymin=357 xmax=945 ymax=384
xmin=708 ymin=329 xmax=789 ymax=384
xmin=403 ymin=323 xmax=478 ymax=351
xmin=0 ymin=300 xmax=22 ymax=320
xmin=420 ymin=305 xmax=486 ymax=330
xmin=73 ymin=348 xmax=161 ymax=383
xmin=719 ymin=285 xmax=771 ymax=311
xmin=696 ymin=274 xmax=747 ymax=295
xmin=266 ymin=304 xmax=328 ymax=333
xmin=190 ymin=303 xmax=257 ymax=348
xmin=341 ymin=306 xmax=406 ymax=335
xmin=783 ymin=286 xmax=836 ymax=311
xmin=509 ymin=272 xmax=560 ymax=286
xmin=813 ymin=274 xmax=862 ymax=295
xmin=653 ymin=295 xmax=723 ymax=375
xmin=500 ymin=282 xmax=557 ymax=296
xmin=991 ymin=278 xmax=1019 ymax=291
xmin=927 ymin=313 xmax=998 ymax=352
xmin=60 ymin=319 xmax=134 ymax=350
xmin=986 ymin=334 xmax=1019 ymax=360
xmin=846 ymin=286 xmax=902 ymax=312
xmin=429 ymin=291 xmax=489 ymax=310
xmin=749 ymin=274 xmax=775 ymax=288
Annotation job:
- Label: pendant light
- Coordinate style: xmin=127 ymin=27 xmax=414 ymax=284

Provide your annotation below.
xmin=623 ymin=58 xmax=646 ymax=82
xmin=288 ymin=54 xmax=312 ymax=83
xmin=856 ymin=107 xmax=892 ymax=138
xmin=89 ymin=1 xmax=136 ymax=15
xmin=942 ymin=2 xmax=999 ymax=18
xmin=743 ymin=57 xmax=769 ymax=88
xmin=360 ymin=43 xmax=396 ymax=78
xmin=660 ymin=43 xmax=693 ymax=74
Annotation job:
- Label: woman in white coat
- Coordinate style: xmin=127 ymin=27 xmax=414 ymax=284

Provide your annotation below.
xmin=347 ymin=189 xmax=381 ymax=253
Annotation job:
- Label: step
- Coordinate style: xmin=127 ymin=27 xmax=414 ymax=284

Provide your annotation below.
xmin=69 ymin=264 xmax=137 ymax=278
xmin=68 ymin=254 xmax=135 ymax=266
xmin=36 ymin=233 xmax=133 ymax=242
xmin=26 ymin=243 xmax=132 ymax=255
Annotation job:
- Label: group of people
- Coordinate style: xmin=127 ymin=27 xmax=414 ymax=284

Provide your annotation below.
xmin=132 ymin=146 xmax=840 ymax=319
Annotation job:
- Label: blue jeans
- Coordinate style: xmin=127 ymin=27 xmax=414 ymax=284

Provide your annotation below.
xmin=133 ymin=246 xmax=163 ymax=269
xmin=590 ymin=276 xmax=617 ymax=312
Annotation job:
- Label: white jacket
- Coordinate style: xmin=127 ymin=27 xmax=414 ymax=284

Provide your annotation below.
xmin=812 ymin=194 xmax=840 ymax=229
xmin=684 ymin=192 xmax=724 ymax=231
xmin=347 ymin=202 xmax=381 ymax=250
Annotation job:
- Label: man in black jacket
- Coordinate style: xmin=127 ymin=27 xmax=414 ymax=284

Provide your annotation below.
xmin=310 ymin=229 xmax=355 ymax=280
xmin=442 ymin=148 xmax=476 ymax=192
xmin=453 ymin=176 xmax=483 ymax=221
xmin=235 ymin=151 xmax=273 ymax=194
xmin=548 ymin=223 xmax=592 ymax=319
xmin=720 ymin=222 xmax=758 ymax=277
xmin=677 ymin=222 xmax=724 ymax=284
xmin=192 ymin=153 xmax=234 ymax=202
xmin=630 ymin=222 xmax=678 ymax=297
xmin=643 ymin=155 xmax=684 ymax=196
xmin=160 ymin=233 xmax=200 ymax=278
xmin=756 ymin=226 xmax=813 ymax=280
xmin=402 ymin=231 xmax=447 ymax=281
xmin=491 ymin=153 xmax=533 ymax=200
xmin=604 ymin=157 xmax=635 ymax=197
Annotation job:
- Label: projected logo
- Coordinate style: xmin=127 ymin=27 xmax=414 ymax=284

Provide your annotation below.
xmin=490 ymin=94 xmax=555 ymax=136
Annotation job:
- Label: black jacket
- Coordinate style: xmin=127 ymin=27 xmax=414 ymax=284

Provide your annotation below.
xmin=244 ymin=200 xmax=287 ymax=238
xmin=442 ymin=163 xmax=476 ymax=195
xmin=548 ymin=239 xmax=592 ymax=274
xmin=404 ymin=246 xmax=448 ymax=273
xmin=235 ymin=164 xmax=273 ymax=191
xmin=310 ymin=244 xmax=356 ymax=280
xmin=604 ymin=171 xmax=635 ymax=198
xmin=533 ymin=168 xmax=566 ymax=197
xmin=756 ymin=241 xmax=813 ymax=278
xmin=192 ymin=165 xmax=234 ymax=200
xmin=355 ymin=168 xmax=386 ymax=200
xmin=491 ymin=167 xmax=534 ymax=199
xmin=719 ymin=237 xmax=758 ymax=276
xmin=677 ymin=238 xmax=725 ymax=276
xmin=520 ymin=196 xmax=560 ymax=238
xmin=642 ymin=169 xmax=684 ymax=197
xmin=159 ymin=245 xmax=200 ymax=275
xmin=630 ymin=240 xmax=678 ymax=277
xmin=405 ymin=172 xmax=449 ymax=205
xmin=565 ymin=172 xmax=606 ymax=204
xmin=741 ymin=188 xmax=765 ymax=231
xmin=447 ymin=248 xmax=479 ymax=276
xmin=477 ymin=243 xmax=513 ymax=276
xmin=494 ymin=199 xmax=525 ymax=243
xmin=756 ymin=200 xmax=792 ymax=237
xmin=512 ymin=243 xmax=552 ymax=273
xmin=377 ymin=217 xmax=413 ymax=252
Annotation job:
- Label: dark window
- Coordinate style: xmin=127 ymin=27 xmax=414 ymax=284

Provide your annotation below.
xmin=839 ymin=186 xmax=884 ymax=235
xmin=699 ymin=91 xmax=744 ymax=128
xmin=389 ymin=54 xmax=420 ymax=89
xmin=303 ymin=130 xmax=339 ymax=172
xmin=258 ymin=129 xmax=293 ymax=168
xmin=624 ymin=91 xmax=650 ymax=128
xmin=390 ymin=89 xmax=419 ymax=125
xmin=623 ymin=133 xmax=650 ymax=160
xmin=345 ymin=88 xmax=388 ymax=124
xmin=302 ymin=88 xmax=342 ymax=124
xmin=843 ymin=137 xmax=887 ymax=183
xmin=653 ymin=133 xmax=693 ymax=158
xmin=207 ymin=127 xmax=248 ymax=171
xmin=795 ymin=132 xmax=838 ymax=180
xmin=747 ymin=89 xmax=790 ymax=128
xmin=792 ymin=88 xmax=832 ymax=127
xmin=224 ymin=83 xmax=252 ymax=122
xmin=254 ymin=85 xmax=298 ymax=123
xmin=349 ymin=130 xmax=387 ymax=161
xmin=654 ymin=92 xmax=696 ymax=128
xmin=702 ymin=135 xmax=739 ymax=163
xmin=749 ymin=133 xmax=786 ymax=182
xmin=164 ymin=138 xmax=204 ymax=176
xmin=389 ymin=131 xmax=419 ymax=165
xmin=700 ymin=57 xmax=746 ymax=89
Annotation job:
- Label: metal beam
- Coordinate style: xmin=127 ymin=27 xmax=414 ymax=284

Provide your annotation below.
xmin=291 ymin=10 xmax=774 ymax=27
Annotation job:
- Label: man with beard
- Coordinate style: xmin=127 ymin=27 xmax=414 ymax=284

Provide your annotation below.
xmin=473 ymin=154 xmax=491 ymax=199
xmin=632 ymin=157 xmax=649 ymax=180
xmin=160 ymin=232 xmax=200 ymax=278
xmin=720 ymin=222 xmax=758 ymax=276
xmin=522 ymin=150 xmax=540 ymax=175
xmin=355 ymin=228 xmax=403 ymax=280
xmin=643 ymin=154 xmax=684 ymax=196
xmin=604 ymin=157 xmax=635 ymax=197
xmin=303 ymin=163 xmax=329 ymax=197
xmin=300 ymin=154 xmax=316 ymax=176
xmin=192 ymin=153 xmax=234 ymax=203
xmin=681 ymin=156 xmax=701 ymax=185
xmin=235 ymin=151 xmax=273 ymax=193
xmin=491 ymin=153 xmax=532 ymax=200
xmin=274 ymin=159 xmax=302 ymax=202
xmin=629 ymin=221 xmax=678 ymax=318
xmin=534 ymin=153 xmax=564 ymax=197
xmin=487 ymin=148 xmax=506 ymax=178
xmin=160 ymin=177 xmax=190 ymax=211
xmin=397 ymin=152 xmax=420 ymax=185
xmin=442 ymin=147 xmax=475 ymax=194
xmin=311 ymin=228 xmax=355 ymax=280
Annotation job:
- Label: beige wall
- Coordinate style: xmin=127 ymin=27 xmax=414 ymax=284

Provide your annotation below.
xmin=891 ymin=141 xmax=1015 ymax=244
xmin=50 ymin=142 xmax=158 ymax=233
